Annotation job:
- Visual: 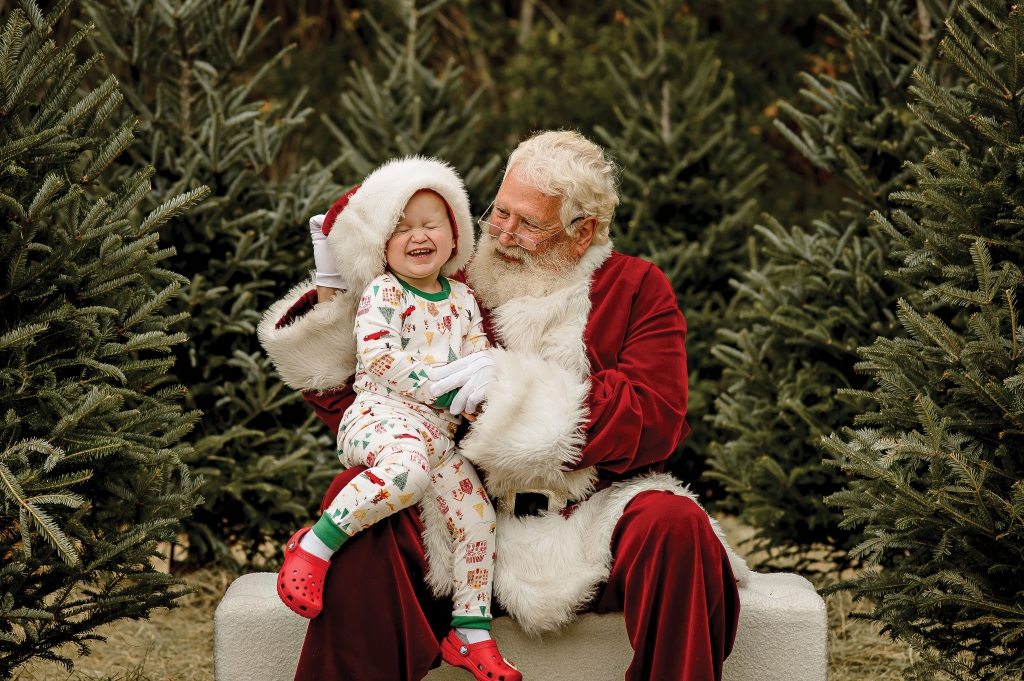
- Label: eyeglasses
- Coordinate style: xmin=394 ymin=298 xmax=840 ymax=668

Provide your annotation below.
xmin=477 ymin=201 xmax=586 ymax=252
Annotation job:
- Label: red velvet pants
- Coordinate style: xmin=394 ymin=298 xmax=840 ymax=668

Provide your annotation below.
xmin=294 ymin=468 xmax=741 ymax=681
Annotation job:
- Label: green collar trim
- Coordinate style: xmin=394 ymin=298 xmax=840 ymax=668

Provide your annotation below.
xmin=395 ymin=274 xmax=451 ymax=301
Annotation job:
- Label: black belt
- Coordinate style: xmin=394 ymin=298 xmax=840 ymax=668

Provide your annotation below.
xmin=512 ymin=492 xmax=554 ymax=517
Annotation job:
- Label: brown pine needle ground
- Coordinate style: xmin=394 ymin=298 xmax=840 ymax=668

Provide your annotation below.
xmin=716 ymin=516 xmax=920 ymax=681
xmin=825 ymin=588 xmax=920 ymax=681
xmin=15 ymin=522 xmax=918 ymax=681
xmin=14 ymin=569 xmax=231 ymax=681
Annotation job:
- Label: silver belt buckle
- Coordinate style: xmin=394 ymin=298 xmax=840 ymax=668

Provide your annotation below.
xmin=500 ymin=489 xmax=568 ymax=516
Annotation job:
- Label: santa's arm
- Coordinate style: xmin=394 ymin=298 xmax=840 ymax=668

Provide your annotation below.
xmin=301 ymin=385 xmax=355 ymax=435
xmin=258 ymin=277 xmax=360 ymax=391
xmin=573 ymin=265 xmax=689 ymax=474
xmin=258 ymin=277 xmax=361 ymax=435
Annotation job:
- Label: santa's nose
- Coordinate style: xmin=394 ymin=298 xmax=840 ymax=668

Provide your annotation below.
xmin=497 ymin=229 xmax=518 ymax=248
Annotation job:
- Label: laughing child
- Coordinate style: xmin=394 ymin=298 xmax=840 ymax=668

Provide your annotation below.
xmin=276 ymin=157 xmax=521 ymax=681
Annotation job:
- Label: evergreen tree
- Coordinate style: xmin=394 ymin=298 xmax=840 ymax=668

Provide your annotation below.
xmin=80 ymin=0 xmax=348 ymax=566
xmin=683 ymin=0 xmax=845 ymax=224
xmin=0 ymin=3 xmax=205 ymax=676
xmin=320 ymin=0 xmax=501 ymax=203
xmin=463 ymin=0 xmax=623 ymax=156
xmin=685 ymin=0 xmax=838 ymax=115
xmin=706 ymin=0 xmax=957 ymax=568
xmin=593 ymin=0 xmax=767 ymax=489
xmin=456 ymin=0 xmax=840 ymax=227
xmin=825 ymin=2 xmax=1024 ymax=677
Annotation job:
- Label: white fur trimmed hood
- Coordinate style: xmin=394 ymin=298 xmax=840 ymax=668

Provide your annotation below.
xmin=326 ymin=156 xmax=474 ymax=297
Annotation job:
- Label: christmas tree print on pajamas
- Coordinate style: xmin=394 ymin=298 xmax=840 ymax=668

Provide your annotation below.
xmin=323 ymin=272 xmax=494 ymax=624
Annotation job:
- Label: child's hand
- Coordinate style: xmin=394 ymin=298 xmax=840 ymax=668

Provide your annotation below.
xmin=310 ymin=214 xmax=348 ymax=292
xmin=460 ymin=411 xmax=477 ymax=422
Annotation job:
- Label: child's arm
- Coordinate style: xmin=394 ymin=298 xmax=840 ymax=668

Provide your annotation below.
xmin=461 ymin=291 xmax=490 ymax=357
xmin=424 ymin=285 xmax=492 ymax=416
xmin=355 ymin=281 xmax=438 ymax=405
xmin=445 ymin=290 xmax=490 ymax=418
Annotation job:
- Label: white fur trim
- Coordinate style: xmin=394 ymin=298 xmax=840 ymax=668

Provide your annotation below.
xmin=257 ymin=277 xmax=360 ymax=392
xmin=491 ymin=473 xmax=750 ymax=635
xmin=326 ymin=156 xmax=474 ymax=297
xmin=460 ymin=348 xmax=596 ymax=502
xmin=417 ymin=491 xmax=456 ymax=598
xmin=489 ymin=278 xmax=593 ymax=380
xmin=484 ymin=241 xmax=611 ymax=377
xmin=419 ymin=473 xmax=750 ymax=633
xmin=459 ymin=242 xmax=612 ymax=500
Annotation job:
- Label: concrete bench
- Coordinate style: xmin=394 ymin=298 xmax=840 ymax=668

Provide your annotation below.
xmin=214 ymin=571 xmax=827 ymax=681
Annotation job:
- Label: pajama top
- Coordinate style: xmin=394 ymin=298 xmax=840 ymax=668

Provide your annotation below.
xmin=347 ymin=271 xmax=489 ymax=432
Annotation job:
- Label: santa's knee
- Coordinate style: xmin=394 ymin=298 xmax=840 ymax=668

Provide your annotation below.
xmin=620 ymin=491 xmax=717 ymax=557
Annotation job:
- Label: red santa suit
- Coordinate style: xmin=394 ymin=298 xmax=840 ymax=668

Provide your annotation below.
xmin=258 ymin=171 xmax=748 ymax=680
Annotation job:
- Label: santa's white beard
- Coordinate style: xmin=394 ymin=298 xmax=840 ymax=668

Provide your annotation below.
xmin=466 ymin=235 xmax=580 ymax=308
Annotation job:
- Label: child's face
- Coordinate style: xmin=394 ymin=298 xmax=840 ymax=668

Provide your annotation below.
xmin=386 ymin=190 xmax=455 ymax=284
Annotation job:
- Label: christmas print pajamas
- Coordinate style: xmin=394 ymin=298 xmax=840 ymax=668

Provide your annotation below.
xmin=315 ymin=272 xmax=494 ymax=628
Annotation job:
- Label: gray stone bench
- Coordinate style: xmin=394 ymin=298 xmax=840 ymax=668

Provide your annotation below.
xmin=214 ymin=571 xmax=827 ymax=681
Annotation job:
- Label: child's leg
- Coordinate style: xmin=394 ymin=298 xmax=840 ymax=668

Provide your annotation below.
xmin=304 ymin=414 xmax=433 ymax=556
xmin=429 ymin=450 xmax=496 ymax=639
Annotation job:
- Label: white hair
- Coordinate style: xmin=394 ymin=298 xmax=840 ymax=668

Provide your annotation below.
xmin=504 ymin=130 xmax=619 ymax=246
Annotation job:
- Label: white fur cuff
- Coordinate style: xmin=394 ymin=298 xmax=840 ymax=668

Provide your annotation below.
xmin=257 ymin=278 xmax=359 ymax=392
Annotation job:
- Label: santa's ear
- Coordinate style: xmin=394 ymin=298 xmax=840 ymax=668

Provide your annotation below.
xmin=573 ymin=216 xmax=597 ymax=257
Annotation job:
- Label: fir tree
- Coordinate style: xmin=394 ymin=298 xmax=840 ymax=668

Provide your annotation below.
xmin=80 ymin=0 xmax=348 ymax=566
xmin=593 ymin=0 xmax=767 ymax=488
xmin=0 ymin=3 xmax=206 ymax=676
xmin=825 ymin=2 xmax=1024 ymax=677
xmin=320 ymin=0 xmax=501 ymax=203
xmin=706 ymin=0 xmax=957 ymax=568
xmin=463 ymin=0 xmax=624 ymax=155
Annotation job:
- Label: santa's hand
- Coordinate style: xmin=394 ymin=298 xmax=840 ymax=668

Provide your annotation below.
xmin=310 ymin=214 xmax=347 ymax=290
xmin=428 ymin=352 xmax=494 ymax=415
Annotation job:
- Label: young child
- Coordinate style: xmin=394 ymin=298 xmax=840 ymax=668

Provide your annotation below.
xmin=277 ymin=157 xmax=521 ymax=681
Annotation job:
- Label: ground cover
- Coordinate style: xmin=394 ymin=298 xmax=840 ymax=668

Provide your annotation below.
xmin=14 ymin=522 xmax=917 ymax=681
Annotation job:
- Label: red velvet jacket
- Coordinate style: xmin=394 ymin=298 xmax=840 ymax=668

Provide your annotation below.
xmin=281 ymin=252 xmax=689 ymax=485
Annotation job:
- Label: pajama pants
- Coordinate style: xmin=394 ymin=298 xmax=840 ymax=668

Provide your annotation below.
xmin=326 ymin=399 xmax=496 ymax=626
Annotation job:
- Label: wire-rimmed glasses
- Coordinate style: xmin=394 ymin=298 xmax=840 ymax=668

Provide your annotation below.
xmin=477 ymin=201 xmax=585 ymax=252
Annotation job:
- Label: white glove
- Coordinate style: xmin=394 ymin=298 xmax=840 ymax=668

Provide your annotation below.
xmin=428 ymin=352 xmax=495 ymax=416
xmin=310 ymin=214 xmax=347 ymax=289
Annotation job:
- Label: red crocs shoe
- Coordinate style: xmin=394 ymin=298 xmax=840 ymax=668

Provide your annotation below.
xmin=277 ymin=528 xmax=329 ymax=618
xmin=440 ymin=630 xmax=523 ymax=681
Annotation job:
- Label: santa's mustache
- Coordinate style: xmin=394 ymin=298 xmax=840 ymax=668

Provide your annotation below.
xmin=486 ymin=239 xmax=532 ymax=263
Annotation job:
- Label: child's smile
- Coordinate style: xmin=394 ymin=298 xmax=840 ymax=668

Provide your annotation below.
xmin=407 ymin=246 xmax=436 ymax=259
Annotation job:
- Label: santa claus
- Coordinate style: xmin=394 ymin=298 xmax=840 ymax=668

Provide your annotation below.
xmin=258 ymin=130 xmax=748 ymax=681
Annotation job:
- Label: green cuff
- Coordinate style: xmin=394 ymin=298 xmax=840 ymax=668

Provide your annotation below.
xmin=432 ymin=389 xmax=457 ymax=409
xmin=451 ymin=615 xmax=492 ymax=630
xmin=311 ymin=514 xmax=351 ymax=552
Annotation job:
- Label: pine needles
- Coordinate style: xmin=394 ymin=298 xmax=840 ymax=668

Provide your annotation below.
xmin=824 ymin=2 xmax=1024 ymax=677
xmin=0 ymin=3 xmax=207 ymax=677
